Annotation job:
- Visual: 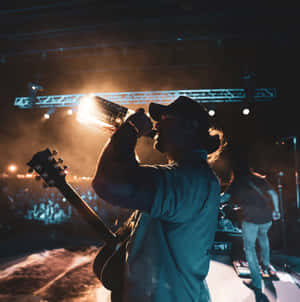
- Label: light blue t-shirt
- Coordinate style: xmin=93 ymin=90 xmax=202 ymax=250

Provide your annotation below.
xmin=123 ymin=151 xmax=220 ymax=302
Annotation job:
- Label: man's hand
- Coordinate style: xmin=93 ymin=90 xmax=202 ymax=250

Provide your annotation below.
xmin=126 ymin=108 xmax=153 ymax=137
xmin=272 ymin=210 xmax=281 ymax=221
xmin=220 ymin=192 xmax=231 ymax=203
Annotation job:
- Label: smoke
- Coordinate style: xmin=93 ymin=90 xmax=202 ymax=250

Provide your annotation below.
xmin=0 ymin=45 xmax=220 ymax=176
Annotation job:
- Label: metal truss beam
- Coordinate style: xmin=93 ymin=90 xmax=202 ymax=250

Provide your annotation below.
xmin=14 ymin=88 xmax=277 ymax=109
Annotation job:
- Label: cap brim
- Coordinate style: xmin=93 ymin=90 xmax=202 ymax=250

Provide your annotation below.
xmin=149 ymin=103 xmax=169 ymax=121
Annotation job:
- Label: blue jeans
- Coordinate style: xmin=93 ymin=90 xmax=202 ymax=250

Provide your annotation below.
xmin=242 ymin=220 xmax=272 ymax=289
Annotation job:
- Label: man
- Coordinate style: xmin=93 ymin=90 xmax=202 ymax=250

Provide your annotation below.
xmin=92 ymin=96 xmax=224 ymax=301
xmin=221 ymin=154 xmax=280 ymax=294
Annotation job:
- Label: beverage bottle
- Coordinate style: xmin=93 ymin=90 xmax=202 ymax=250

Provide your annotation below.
xmin=77 ymin=95 xmax=156 ymax=137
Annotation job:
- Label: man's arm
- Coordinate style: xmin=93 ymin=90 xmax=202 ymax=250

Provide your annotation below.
xmin=92 ymin=111 xmax=158 ymax=212
xmin=266 ymin=189 xmax=281 ymax=220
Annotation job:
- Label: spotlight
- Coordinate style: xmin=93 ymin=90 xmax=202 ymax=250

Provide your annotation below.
xmin=43 ymin=108 xmax=55 ymax=120
xmin=8 ymin=164 xmax=17 ymax=173
xmin=28 ymin=82 xmax=44 ymax=107
xmin=207 ymin=104 xmax=216 ymax=117
xmin=28 ymin=82 xmax=44 ymax=93
xmin=241 ymin=102 xmax=252 ymax=116
xmin=242 ymin=107 xmax=250 ymax=116
xmin=208 ymin=109 xmax=216 ymax=117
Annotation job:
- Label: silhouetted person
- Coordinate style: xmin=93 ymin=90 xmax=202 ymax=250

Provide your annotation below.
xmin=93 ymin=96 xmax=224 ymax=302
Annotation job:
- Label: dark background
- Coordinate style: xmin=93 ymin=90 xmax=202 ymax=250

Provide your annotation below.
xmin=0 ymin=1 xmax=299 ymax=203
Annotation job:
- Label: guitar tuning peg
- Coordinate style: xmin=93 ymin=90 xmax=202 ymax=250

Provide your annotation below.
xmin=41 ymin=172 xmax=48 ymax=179
xmin=52 ymin=150 xmax=58 ymax=155
xmin=58 ymin=158 xmax=63 ymax=163
xmin=48 ymin=180 xmax=55 ymax=187
xmin=28 ymin=168 xmax=34 ymax=173
xmin=35 ymin=165 xmax=42 ymax=172
xmin=35 ymin=175 xmax=41 ymax=181
xmin=51 ymin=159 xmax=58 ymax=167
xmin=63 ymin=165 xmax=68 ymax=170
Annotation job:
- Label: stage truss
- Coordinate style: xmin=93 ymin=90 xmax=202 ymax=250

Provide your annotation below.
xmin=14 ymin=88 xmax=277 ymax=109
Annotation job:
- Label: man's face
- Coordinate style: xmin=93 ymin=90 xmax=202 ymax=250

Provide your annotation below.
xmin=153 ymin=114 xmax=184 ymax=153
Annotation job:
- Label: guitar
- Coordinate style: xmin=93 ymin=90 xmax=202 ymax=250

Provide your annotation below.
xmin=27 ymin=148 xmax=130 ymax=298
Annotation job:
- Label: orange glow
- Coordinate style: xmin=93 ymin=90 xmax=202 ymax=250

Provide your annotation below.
xmin=8 ymin=164 xmax=17 ymax=173
xmin=76 ymin=96 xmax=115 ymax=130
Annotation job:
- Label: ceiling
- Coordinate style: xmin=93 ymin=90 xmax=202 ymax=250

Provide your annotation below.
xmin=0 ymin=1 xmax=298 ymax=96
xmin=1 ymin=1 xmax=297 ymax=56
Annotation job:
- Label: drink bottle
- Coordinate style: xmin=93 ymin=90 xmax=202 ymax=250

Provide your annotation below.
xmin=78 ymin=95 xmax=156 ymax=137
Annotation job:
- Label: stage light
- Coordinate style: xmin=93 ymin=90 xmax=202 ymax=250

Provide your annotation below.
xmin=28 ymin=82 xmax=44 ymax=92
xmin=242 ymin=107 xmax=250 ymax=116
xmin=42 ymin=108 xmax=55 ymax=120
xmin=241 ymin=102 xmax=252 ymax=116
xmin=8 ymin=164 xmax=17 ymax=173
xmin=28 ymin=82 xmax=44 ymax=107
xmin=77 ymin=96 xmax=94 ymax=123
xmin=206 ymin=104 xmax=216 ymax=117
xmin=208 ymin=109 xmax=216 ymax=117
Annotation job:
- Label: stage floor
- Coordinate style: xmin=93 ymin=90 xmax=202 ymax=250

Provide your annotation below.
xmin=207 ymin=254 xmax=300 ymax=302
xmin=0 ymin=247 xmax=299 ymax=302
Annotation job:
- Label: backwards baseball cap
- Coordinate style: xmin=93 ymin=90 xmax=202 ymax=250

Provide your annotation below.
xmin=149 ymin=96 xmax=211 ymax=129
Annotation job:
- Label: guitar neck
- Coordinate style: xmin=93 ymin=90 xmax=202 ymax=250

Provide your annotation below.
xmin=56 ymin=181 xmax=116 ymax=242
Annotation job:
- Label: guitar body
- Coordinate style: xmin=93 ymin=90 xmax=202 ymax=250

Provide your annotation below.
xmin=93 ymin=241 xmax=127 ymax=302
xmin=93 ymin=241 xmax=126 ymax=289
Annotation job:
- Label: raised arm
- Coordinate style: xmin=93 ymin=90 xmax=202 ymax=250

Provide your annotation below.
xmin=92 ymin=110 xmax=158 ymax=212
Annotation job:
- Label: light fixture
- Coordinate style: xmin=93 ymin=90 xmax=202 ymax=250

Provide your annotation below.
xmin=43 ymin=108 xmax=55 ymax=120
xmin=241 ymin=101 xmax=253 ymax=116
xmin=242 ymin=107 xmax=250 ymax=116
xmin=28 ymin=81 xmax=44 ymax=107
xmin=208 ymin=109 xmax=216 ymax=117
xmin=206 ymin=104 xmax=216 ymax=117
xmin=8 ymin=164 xmax=17 ymax=173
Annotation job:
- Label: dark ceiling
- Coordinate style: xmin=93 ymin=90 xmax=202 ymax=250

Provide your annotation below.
xmin=0 ymin=1 xmax=298 ymax=94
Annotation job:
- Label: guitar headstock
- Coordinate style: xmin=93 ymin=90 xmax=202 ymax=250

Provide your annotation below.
xmin=27 ymin=148 xmax=68 ymax=188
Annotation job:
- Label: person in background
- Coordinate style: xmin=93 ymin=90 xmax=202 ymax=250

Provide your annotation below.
xmin=221 ymin=152 xmax=280 ymax=294
xmin=92 ymin=96 xmax=225 ymax=302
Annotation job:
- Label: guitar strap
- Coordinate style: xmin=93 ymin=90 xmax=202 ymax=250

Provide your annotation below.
xmin=115 ymin=210 xmax=141 ymax=244
xmin=248 ymin=179 xmax=271 ymax=206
